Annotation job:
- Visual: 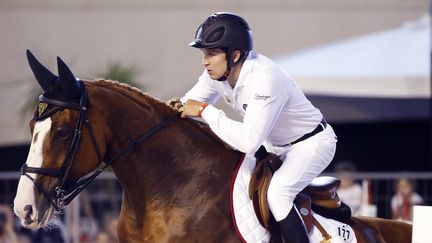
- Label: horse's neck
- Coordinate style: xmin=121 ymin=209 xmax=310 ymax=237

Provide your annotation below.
xmin=89 ymin=82 xmax=241 ymax=217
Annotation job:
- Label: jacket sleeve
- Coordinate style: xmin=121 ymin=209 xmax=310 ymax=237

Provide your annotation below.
xmin=180 ymin=70 xmax=221 ymax=105
xmin=201 ymin=77 xmax=288 ymax=154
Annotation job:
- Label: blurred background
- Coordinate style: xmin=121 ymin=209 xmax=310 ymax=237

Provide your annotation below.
xmin=0 ymin=0 xmax=430 ymax=242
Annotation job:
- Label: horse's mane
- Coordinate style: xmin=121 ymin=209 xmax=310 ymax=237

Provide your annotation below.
xmin=89 ymin=79 xmax=234 ymax=151
xmin=91 ymin=78 xmax=173 ymax=114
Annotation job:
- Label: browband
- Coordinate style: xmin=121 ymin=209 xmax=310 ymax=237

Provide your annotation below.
xmin=38 ymin=95 xmax=80 ymax=110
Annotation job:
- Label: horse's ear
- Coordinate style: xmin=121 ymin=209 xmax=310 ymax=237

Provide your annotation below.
xmin=26 ymin=49 xmax=58 ymax=91
xmin=57 ymin=56 xmax=81 ymax=99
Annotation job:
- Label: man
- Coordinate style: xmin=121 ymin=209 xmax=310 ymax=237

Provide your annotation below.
xmin=168 ymin=12 xmax=337 ymax=242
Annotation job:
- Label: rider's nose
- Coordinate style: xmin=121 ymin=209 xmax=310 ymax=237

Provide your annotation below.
xmin=24 ymin=204 xmax=34 ymax=225
xmin=202 ymin=57 xmax=210 ymax=66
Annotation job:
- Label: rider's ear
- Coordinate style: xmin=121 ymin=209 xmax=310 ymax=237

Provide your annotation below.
xmin=26 ymin=49 xmax=58 ymax=91
xmin=232 ymin=50 xmax=242 ymax=64
xmin=57 ymin=56 xmax=81 ymax=99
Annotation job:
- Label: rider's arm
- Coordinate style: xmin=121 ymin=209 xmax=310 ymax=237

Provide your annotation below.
xmin=180 ymin=70 xmax=221 ymax=105
xmin=200 ymin=75 xmax=288 ymax=154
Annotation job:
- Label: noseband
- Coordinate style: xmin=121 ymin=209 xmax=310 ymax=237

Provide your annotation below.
xmin=20 ymin=81 xmax=179 ymax=211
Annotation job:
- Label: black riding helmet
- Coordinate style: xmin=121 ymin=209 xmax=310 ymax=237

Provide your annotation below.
xmin=189 ymin=12 xmax=253 ymax=81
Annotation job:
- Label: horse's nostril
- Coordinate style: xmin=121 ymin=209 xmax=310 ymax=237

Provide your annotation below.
xmin=24 ymin=204 xmax=32 ymax=213
xmin=24 ymin=205 xmax=33 ymax=225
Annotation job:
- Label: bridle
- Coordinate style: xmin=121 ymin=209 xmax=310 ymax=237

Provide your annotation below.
xmin=20 ymin=81 xmax=179 ymax=211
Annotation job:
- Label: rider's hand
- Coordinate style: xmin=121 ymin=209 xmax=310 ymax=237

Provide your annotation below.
xmin=179 ymin=99 xmax=205 ymax=118
xmin=166 ymin=97 xmax=183 ymax=111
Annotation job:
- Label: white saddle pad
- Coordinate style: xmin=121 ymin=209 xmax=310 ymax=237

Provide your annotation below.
xmin=230 ymin=154 xmax=358 ymax=243
xmin=230 ymin=154 xmax=270 ymax=242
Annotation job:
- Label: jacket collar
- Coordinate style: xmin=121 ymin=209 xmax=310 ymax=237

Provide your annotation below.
xmin=233 ymin=51 xmax=256 ymax=90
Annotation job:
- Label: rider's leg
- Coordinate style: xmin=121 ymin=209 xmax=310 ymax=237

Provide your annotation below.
xmin=266 ymin=125 xmax=337 ymax=242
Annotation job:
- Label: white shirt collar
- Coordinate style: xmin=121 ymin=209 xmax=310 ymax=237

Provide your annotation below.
xmin=233 ymin=51 xmax=256 ymax=90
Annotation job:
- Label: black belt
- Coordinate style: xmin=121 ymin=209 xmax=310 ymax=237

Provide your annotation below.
xmin=283 ymin=118 xmax=327 ymax=146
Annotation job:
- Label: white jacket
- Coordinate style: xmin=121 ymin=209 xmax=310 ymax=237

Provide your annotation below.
xmin=181 ymin=51 xmax=323 ymax=154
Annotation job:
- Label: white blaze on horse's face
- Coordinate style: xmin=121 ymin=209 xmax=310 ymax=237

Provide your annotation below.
xmin=14 ymin=117 xmax=54 ymax=229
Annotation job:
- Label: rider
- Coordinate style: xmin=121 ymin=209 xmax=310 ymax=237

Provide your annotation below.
xmin=168 ymin=12 xmax=337 ymax=242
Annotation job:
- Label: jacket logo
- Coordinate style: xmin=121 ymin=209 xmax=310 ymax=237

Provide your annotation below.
xmin=254 ymin=94 xmax=271 ymax=101
xmin=223 ymin=95 xmax=231 ymax=104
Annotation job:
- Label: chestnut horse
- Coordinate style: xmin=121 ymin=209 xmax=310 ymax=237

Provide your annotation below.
xmin=14 ymin=51 xmax=412 ymax=242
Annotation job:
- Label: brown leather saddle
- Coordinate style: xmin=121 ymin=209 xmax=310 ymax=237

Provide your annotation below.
xmin=249 ymin=151 xmax=350 ymax=242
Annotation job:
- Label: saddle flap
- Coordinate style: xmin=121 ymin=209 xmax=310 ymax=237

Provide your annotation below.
xmin=248 ymin=156 xmax=348 ymax=240
xmin=249 ymin=151 xmax=284 ymax=233
xmin=294 ymin=193 xmax=314 ymax=233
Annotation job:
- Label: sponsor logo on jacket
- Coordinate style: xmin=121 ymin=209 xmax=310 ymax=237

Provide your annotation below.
xmin=254 ymin=94 xmax=271 ymax=101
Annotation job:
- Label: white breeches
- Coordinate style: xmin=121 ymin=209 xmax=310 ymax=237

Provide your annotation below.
xmin=266 ymin=125 xmax=337 ymax=221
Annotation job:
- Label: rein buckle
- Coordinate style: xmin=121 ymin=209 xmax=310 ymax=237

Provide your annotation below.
xmin=55 ymin=186 xmax=66 ymax=210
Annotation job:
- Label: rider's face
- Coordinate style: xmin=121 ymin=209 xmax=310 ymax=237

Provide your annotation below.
xmin=200 ymin=48 xmax=227 ymax=80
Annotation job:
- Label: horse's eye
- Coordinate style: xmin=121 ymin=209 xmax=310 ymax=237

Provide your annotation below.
xmin=55 ymin=128 xmax=70 ymax=139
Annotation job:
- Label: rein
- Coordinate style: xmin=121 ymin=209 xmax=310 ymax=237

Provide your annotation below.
xmin=20 ymin=81 xmax=180 ymax=211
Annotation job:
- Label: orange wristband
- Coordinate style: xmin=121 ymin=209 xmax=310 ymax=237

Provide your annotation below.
xmin=198 ymin=103 xmax=209 ymax=117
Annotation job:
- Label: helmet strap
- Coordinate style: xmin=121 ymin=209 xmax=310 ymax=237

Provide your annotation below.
xmin=217 ymin=69 xmax=230 ymax=81
xmin=217 ymin=48 xmax=247 ymax=81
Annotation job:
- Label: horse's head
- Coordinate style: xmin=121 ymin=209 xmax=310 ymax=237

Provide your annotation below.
xmin=14 ymin=50 xmax=104 ymax=229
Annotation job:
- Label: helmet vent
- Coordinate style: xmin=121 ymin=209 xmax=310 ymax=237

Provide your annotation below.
xmin=207 ymin=27 xmax=225 ymax=43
